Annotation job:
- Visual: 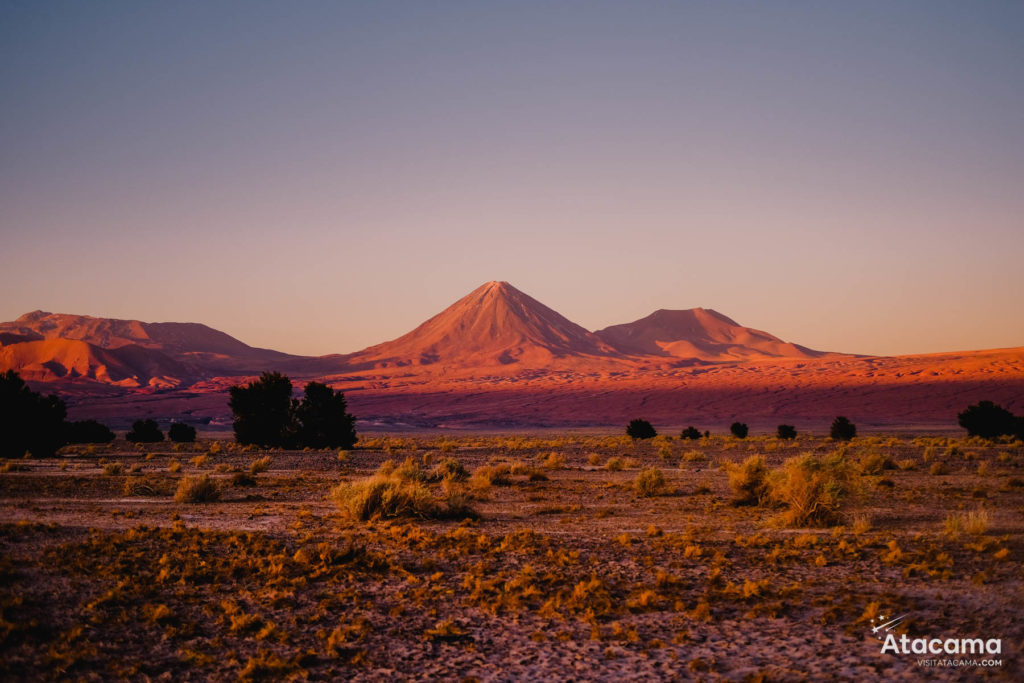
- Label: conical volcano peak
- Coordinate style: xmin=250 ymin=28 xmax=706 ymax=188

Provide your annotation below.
xmin=349 ymin=281 xmax=619 ymax=369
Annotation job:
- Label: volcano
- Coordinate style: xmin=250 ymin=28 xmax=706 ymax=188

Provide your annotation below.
xmin=595 ymin=308 xmax=824 ymax=361
xmin=346 ymin=281 xmax=623 ymax=370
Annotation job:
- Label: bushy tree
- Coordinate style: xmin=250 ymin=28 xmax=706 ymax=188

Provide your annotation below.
xmin=957 ymin=400 xmax=1016 ymax=439
xmin=229 ymin=372 xmax=358 ymax=449
xmin=626 ymin=418 xmax=657 ymax=440
xmin=293 ymin=381 xmax=357 ymax=449
xmin=127 ymin=419 xmax=163 ymax=443
xmin=730 ymin=422 xmax=749 ymax=439
xmin=776 ymin=424 xmax=797 ymax=440
xmin=830 ymin=416 xmax=856 ymax=441
xmin=680 ymin=426 xmax=701 ymax=440
xmin=168 ymin=423 xmax=197 ymax=443
xmin=0 ymin=370 xmax=67 ymax=458
xmin=229 ymin=372 xmax=295 ymax=447
xmin=65 ymin=419 xmax=115 ymax=444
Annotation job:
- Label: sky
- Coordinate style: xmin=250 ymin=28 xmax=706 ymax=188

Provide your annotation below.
xmin=2 ymin=1 xmax=1022 ymax=357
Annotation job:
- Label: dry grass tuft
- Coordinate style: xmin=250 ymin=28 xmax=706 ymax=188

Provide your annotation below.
xmin=725 ymin=455 xmax=769 ymax=506
xmin=633 ymin=467 xmax=666 ymax=497
xmin=174 ymin=474 xmax=220 ymax=503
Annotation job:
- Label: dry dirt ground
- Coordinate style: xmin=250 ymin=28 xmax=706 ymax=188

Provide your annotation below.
xmin=0 ymin=433 xmax=1021 ymax=681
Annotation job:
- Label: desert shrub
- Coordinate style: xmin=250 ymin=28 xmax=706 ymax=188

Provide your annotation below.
xmin=929 ymin=462 xmax=951 ymax=476
xmin=776 ymin=424 xmax=797 ymax=440
xmin=231 ymin=472 xmax=257 ymax=487
xmin=102 ymin=462 xmax=124 ymax=476
xmin=729 ymin=422 xmax=749 ymax=439
xmin=168 ymin=423 xmax=197 ymax=443
xmin=123 ymin=476 xmax=160 ymax=496
xmin=0 ymin=370 xmax=67 ymax=458
xmin=944 ymin=509 xmax=990 ymax=537
xmin=858 ymin=452 xmax=892 ymax=475
xmin=174 ymin=475 xmax=220 ymax=503
xmin=542 ymin=452 xmax=566 ymax=470
xmin=64 ymin=419 xmax=115 ymax=444
xmin=469 ymin=464 xmax=511 ymax=489
xmin=680 ymin=426 xmax=701 ymax=440
xmin=127 ymin=419 xmax=163 ymax=443
xmin=331 ymin=474 xmax=476 ymax=521
xmin=958 ymin=400 xmax=1017 ymax=439
xmin=829 ymin=416 xmax=856 ymax=441
xmin=604 ymin=457 xmax=625 ymax=471
xmin=249 ymin=456 xmax=272 ymax=474
xmin=393 ymin=456 xmax=428 ymax=483
xmin=633 ymin=467 xmax=666 ymax=497
xmin=626 ymin=419 xmax=657 ymax=440
xmin=726 ymin=455 xmax=769 ymax=506
xmin=432 ymin=457 xmax=468 ymax=482
xmin=767 ymin=452 xmax=856 ymax=527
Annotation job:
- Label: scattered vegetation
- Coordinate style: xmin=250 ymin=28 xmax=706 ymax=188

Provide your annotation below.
xmin=680 ymin=426 xmax=701 ymax=440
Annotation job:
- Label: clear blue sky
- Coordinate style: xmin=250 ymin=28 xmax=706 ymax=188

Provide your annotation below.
xmin=2 ymin=1 xmax=1022 ymax=356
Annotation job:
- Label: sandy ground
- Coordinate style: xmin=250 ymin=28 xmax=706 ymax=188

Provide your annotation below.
xmin=1 ymin=433 xmax=1021 ymax=681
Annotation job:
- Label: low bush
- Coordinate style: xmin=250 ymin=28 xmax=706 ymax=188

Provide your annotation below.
xmin=249 ymin=456 xmax=272 ymax=474
xmin=626 ymin=419 xmax=657 ymax=440
xmin=127 ymin=419 xmax=163 ymax=443
xmin=168 ymin=423 xmax=197 ymax=443
xmin=829 ymin=416 xmax=856 ymax=441
xmin=776 ymin=424 xmax=797 ymax=440
xmin=767 ymin=452 xmax=856 ymax=527
xmin=633 ymin=467 xmax=666 ymax=497
xmin=726 ymin=455 xmax=769 ymax=505
xmin=680 ymin=426 xmax=701 ymax=440
xmin=174 ymin=474 xmax=220 ymax=503
xmin=331 ymin=474 xmax=476 ymax=521
xmin=729 ymin=422 xmax=749 ymax=439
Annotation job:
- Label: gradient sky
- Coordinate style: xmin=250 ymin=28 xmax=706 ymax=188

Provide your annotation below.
xmin=2 ymin=1 xmax=1022 ymax=357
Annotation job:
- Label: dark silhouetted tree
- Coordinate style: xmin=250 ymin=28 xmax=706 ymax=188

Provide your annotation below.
xmin=229 ymin=372 xmax=295 ymax=447
xmin=168 ymin=423 xmax=197 ymax=443
xmin=0 ymin=370 xmax=67 ymax=458
xmin=730 ymin=422 xmax=749 ymax=439
xmin=776 ymin=424 xmax=797 ymax=440
xmin=957 ymin=400 xmax=1016 ymax=439
xmin=65 ymin=419 xmax=115 ymax=444
xmin=127 ymin=419 xmax=163 ymax=443
xmin=830 ymin=416 xmax=856 ymax=441
xmin=627 ymin=418 xmax=657 ymax=440
xmin=293 ymin=381 xmax=357 ymax=449
xmin=680 ymin=426 xmax=701 ymax=440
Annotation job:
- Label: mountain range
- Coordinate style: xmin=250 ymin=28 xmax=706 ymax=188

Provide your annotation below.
xmin=2 ymin=281 xmax=1021 ymax=430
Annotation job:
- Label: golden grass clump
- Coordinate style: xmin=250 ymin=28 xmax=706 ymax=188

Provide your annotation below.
xmin=331 ymin=473 xmax=477 ymax=521
xmin=249 ymin=456 xmax=272 ymax=474
xmin=767 ymin=452 xmax=856 ymax=527
xmin=174 ymin=474 xmax=220 ymax=503
xmin=604 ymin=457 xmax=625 ymax=471
xmin=102 ymin=462 xmax=123 ymax=476
xmin=725 ymin=455 xmax=769 ymax=506
xmin=542 ymin=452 xmax=566 ymax=470
xmin=944 ymin=509 xmax=990 ymax=537
xmin=633 ymin=467 xmax=666 ymax=497
xmin=929 ymin=462 xmax=951 ymax=476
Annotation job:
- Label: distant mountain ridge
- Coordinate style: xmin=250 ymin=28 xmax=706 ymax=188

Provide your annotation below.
xmin=0 ymin=285 xmax=835 ymax=386
xmin=595 ymin=308 xmax=824 ymax=361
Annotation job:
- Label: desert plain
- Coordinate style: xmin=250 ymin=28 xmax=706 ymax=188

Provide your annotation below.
xmin=1 ymin=430 xmax=1021 ymax=681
